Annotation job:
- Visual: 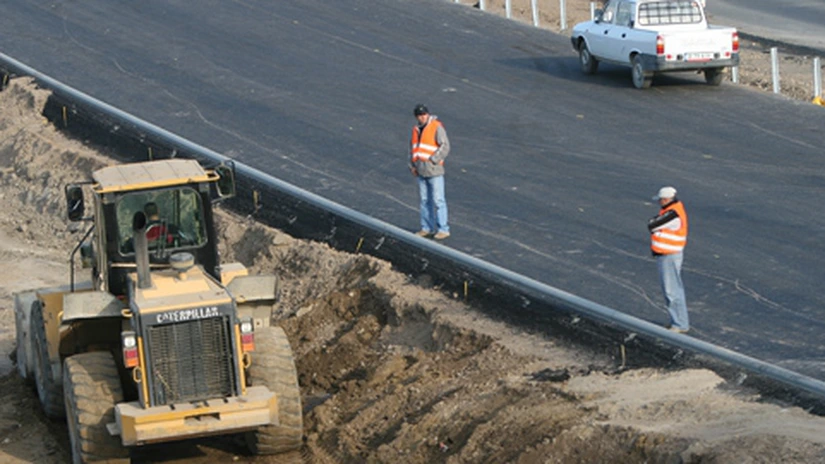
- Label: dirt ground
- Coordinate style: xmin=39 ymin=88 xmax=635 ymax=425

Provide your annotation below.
xmin=1 ymin=19 xmax=825 ymax=464
xmin=461 ymin=0 xmax=825 ymax=103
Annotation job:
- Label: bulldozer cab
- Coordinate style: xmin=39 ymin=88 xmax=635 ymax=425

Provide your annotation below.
xmin=66 ymin=159 xmax=235 ymax=296
xmin=116 ymin=188 xmax=207 ymax=254
xmin=17 ymin=158 xmax=303 ymax=462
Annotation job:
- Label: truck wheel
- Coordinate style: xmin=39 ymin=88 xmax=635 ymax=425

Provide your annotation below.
xmin=704 ymin=67 xmax=724 ymax=86
xmin=245 ymin=326 xmax=303 ymax=455
xmin=63 ymin=352 xmax=129 ymax=464
xmin=579 ymin=42 xmax=599 ymax=74
xmin=31 ymin=301 xmax=64 ymax=419
xmin=631 ymin=55 xmax=653 ymax=89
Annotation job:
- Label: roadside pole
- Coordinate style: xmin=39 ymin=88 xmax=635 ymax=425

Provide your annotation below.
xmin=771 ymin=47 xmax=780 ymax=94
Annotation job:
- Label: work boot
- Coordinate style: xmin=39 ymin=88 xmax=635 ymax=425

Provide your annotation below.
xmin=433 ymin=231 xmax=450 ymax=240
xmin=415 ymin=230 xmax=432 ymax=237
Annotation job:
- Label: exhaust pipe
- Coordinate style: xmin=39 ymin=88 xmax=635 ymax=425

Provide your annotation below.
xmin=132 ymin=212 xmax=152 ymax=289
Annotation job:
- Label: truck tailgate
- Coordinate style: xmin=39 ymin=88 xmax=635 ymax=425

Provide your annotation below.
xmin=662 ymin=28 xmax=735 ymax=58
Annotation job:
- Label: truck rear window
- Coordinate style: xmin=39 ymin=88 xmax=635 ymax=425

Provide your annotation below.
xmin=638 ymin=1 xmax=702 ymax=25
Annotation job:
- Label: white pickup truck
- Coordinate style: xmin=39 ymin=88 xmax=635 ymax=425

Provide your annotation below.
xmin=571 ymin=0 xmax=739 ymax=89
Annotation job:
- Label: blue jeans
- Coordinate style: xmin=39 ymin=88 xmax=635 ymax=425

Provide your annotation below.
xmin=418 ymin=175 xmax=449 ymax=233
xmin=657 ymin=252 xmax=689 ymax=330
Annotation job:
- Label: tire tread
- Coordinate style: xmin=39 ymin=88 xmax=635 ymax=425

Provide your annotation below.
xmin=63 ymin=351 xmax=129 ymax=464
xmin=245 ymin=326 xmax=303 ymax=455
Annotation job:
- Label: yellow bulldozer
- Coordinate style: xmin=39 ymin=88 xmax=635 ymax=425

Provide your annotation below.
xmin=13 ymin=159 xmax=302 ymax=463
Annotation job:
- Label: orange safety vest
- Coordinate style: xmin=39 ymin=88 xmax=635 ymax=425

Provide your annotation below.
xmin=651 ymin=201 xmax=688 ymax=254
xmin=411 ymin=119 xmax=444 ymax=165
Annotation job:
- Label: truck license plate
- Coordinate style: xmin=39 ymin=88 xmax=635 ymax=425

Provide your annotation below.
xmin=684 ymin=52 xmax=714 ymax=62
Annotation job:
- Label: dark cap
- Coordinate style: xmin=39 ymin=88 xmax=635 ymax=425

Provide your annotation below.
xmin=144 ymin=201 xmax=159 ymax=217
xmin=413 ymin=104 xmax=429 ymax=116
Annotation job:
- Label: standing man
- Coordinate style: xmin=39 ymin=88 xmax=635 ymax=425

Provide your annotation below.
xmin=648 ymin=186 xmax=689 ymax=333
xmin=410 ymin=103 xmax=451 ymax=240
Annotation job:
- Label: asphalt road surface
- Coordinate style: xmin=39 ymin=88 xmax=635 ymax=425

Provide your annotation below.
xmin=2 ymin=0 xmax=824 ymax=381
xmin=707 ymin=0 xmax=825 ymax=51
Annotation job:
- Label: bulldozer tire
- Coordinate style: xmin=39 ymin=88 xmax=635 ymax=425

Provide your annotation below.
xmin=13 ymin=293 xmax=35 ymax=384
xmin=63 ymin=352 xmax=129 ymax=464
xmin=245 ymin=326 xmax=303 ymax=455
xmin=31 ymin=301 xmax=64 ymax=419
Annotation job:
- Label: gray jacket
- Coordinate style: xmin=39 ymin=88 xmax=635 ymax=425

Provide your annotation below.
xmin=410 ymin=116 xmax=450 ymax=178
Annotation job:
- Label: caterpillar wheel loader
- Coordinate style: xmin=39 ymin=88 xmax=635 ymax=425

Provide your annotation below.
xmin=13 ymin=159 xmax=303 ymax=463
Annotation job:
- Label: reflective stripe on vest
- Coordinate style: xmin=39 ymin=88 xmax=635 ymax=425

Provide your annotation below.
xmin=411 ymin=119 xmax=443 ymax=164
xmin=651 ymin=201 xmax=688 ymax=254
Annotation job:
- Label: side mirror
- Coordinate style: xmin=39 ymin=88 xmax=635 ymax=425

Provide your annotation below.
xmin=65 ymin=184 xmax=85 ymax=221
xmin=215 ymin=162 xmax=236 ymax=199
xmin=594 ymin=8 xmax=604 ymax=22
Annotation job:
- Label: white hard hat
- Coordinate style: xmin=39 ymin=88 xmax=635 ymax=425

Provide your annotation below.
xmin=653 ymin=186 xmax=677 ymax=200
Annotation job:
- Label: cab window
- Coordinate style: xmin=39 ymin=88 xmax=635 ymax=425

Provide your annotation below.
xmin=600 ymin=0 xmax=619 ymax=24
xmin=116 ymin=187 xmax=207 ymax=255
xmin=616 ymin=1 xmax=635 ymax=27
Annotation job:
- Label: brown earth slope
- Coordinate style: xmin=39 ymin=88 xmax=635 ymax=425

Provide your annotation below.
xmin=1 ymin=76 xmax=824 ymax=463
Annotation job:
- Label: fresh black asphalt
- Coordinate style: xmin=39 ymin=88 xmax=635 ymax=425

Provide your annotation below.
xmin=709 ymin=0 xmax=825 ymax=51
xmin=2 ymin=0 xmax=824 ymax=380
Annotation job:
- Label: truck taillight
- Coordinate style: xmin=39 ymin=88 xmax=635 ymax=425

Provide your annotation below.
xmin=732 ymin=32 xmax=739 ymax=52
xmin=656 ymin=35 xmax=664 ymax=55
xmin=240 ymin=319 xmax=254 ymax=352
xmin=122 ymin=331 xmax=139 ymax=368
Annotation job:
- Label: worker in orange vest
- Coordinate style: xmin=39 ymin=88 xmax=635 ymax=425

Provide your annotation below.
xmin=410 ymin=104 xmax=451 ymax=240
xmin=648 ymin=186 xmax=689 ymax=333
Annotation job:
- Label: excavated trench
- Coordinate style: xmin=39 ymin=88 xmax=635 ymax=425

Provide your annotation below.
xmin=223 ymin=228 xmax=690 ymax=463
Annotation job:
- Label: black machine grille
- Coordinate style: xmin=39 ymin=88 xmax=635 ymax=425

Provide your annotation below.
xmin=146 ymin=316 xmax=236 ymax=406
